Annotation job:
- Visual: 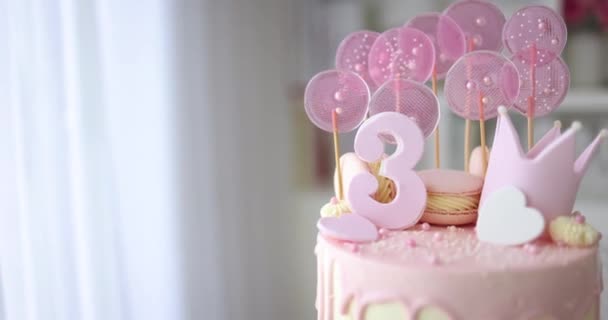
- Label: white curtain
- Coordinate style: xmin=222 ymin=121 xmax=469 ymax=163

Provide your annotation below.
xmin=0 ymin=0 xmax=301 ymax=319
xmin=0 ymin=0 xmax=185 ymax=319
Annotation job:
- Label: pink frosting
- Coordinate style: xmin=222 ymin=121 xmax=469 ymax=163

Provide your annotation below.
xmin=316 ymin=226 xmax=602 ymax=320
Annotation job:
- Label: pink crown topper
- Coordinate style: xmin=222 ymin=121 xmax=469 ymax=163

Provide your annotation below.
xmin=480 ymin=107 xmax=607 ymax=223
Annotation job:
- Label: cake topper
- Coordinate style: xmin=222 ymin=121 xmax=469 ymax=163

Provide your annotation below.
xmin=481 ymin=107 xmax=607 ymax=226
xmin=477 ymin=186 xmax=545 ymax=246
xmin=405 ymin=13 xmax=466 ymax=80
xmin=444 ymin=51 xmax=520 ymax=174
xmin=368 ymin=79 xmax=440 ymax=139
xmin=368 ymin=27 xmax=435 ymax=87
xmin=503 ymin=6 xmax=567 ymax=55
xmin=317 ymin=211 xmax=379 ymax=243
xmin=444 ymin=0 xmax=505 ymax=52
xmin=317 ymin=112 xmax=426 ymax=242
xmin=306 ymin=0 xmax=606 ymax=248
xmin=444 ymin=0 xmax=506 ymax=170
xmin=509 ymin=50 xmax=569 ymax=118
xmin=304 ymin=69 xmax=370 ymax=200
xmin=406 ymin=12 xmax=467 ymax=168
xmin=347 ymin=112 xmax=427 ymax=229
xmin=503 ymin=6 xmax=569 ymax=150
xmin=336 ymin=31 xmax=380 ymax=93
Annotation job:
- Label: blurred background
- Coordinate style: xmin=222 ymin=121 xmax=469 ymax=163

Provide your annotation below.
xmin=0 ymin=0 xmax=606 ymax=319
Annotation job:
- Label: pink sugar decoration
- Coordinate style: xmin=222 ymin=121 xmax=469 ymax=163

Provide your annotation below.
xmin=480 ymin=109 xmax=607 ymax=226
xmin=351 ymin=243 xmax=360 ymax=253
xmin=368 ymin=27 xmax=435 ymax=86
xmin=444 ymin=0 xmax=506 ymax=52
xmin=405 ymin=13 xmax=466 ymax=79
xmin=421 ymin=222 xmax=431 ymax=231
xmin=503 ymin=6 xmax=567 ymax=56
xmin=574 ymin=214 xmax=586 ymax=224
xmin=523 ymin=244 xmax=540 ymax=255
xmin=428 ymin=255 xmax=441 ymax=265
xmin=379 ymin=228 xmax=389 ymax=236
xmin=433 ymin=232 xmax=444 ymax=242
xmin=444 ymin=51 xmax=520 ymax=120
xmin=347 ymin=112 xmax=427 ymax=230
xmin=368 ymin=79 xmax=440 ymax=139
xmin=330 ymin=196 xmax=339 ymax=205
xmin=406 ymin=238 xmax=417 ymax=248
xmin=509 ymin=49 xmax=570 ymax=117
xmin=304 ymin=69 xmax=370 ymax=133
xmin=336 ymin=30 xmax=380 ymax=92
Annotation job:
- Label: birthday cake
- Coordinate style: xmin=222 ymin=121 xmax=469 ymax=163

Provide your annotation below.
xmin=305 ymin=1 xmax=605 ymax=320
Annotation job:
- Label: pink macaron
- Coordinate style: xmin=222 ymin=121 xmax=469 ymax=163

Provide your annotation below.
xmin=417 ymin=169 xmax=484 ymax=225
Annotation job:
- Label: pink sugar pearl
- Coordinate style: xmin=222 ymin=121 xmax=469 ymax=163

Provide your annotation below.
xmin=428 ymin=255 xmax=440 ymax=265
xmin=406 ymin=238 xmax=417 ymax=248
xmin=524 ymin=244 xmax=540 ymax=255
xmin=433 ymin=232 xmax=444 ymax=242
xmin=421 ymin=223 xmax=431 ymax=231
xmin=574 ymin=214 xmax=586 ymax=224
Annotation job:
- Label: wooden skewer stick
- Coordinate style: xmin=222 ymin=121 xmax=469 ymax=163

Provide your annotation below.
xmin=527 ymin=97 xmax=535 ymax=151
xmin=478 ymin=91 xmax=488 ymax=175
xmin=528 ymin=44 xmax=537 ymax=150
xmin=464 ymin=38 xmax=475 ymax=172
xmin=332 ymin=109 xmax=344 ymax=200
xmin=395 ymin=77 xmax=401 ymax=113
xmin=432 ymin=66 xmax=440 ymax=168
xmin=464 ymin=119 xmax=471 ymax=172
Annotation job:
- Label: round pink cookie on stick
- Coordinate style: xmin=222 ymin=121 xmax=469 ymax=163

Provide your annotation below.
xmin=368 ymin=79 xmax=440 ymax=139
xmin=503 ymin=5 xmax=568 ymax=149
xmin=444 ymin=0 xmax=506 ymax=52
xmin=336 ymin=31 xmax=380 ymax=92
xmin=444 ymin=0 xmax=507 ymax=170
xmin=445 ymin=51 xmax=520 ymax=175
xmin=368 ymin=27 xmax=435 ymax=87
xmin=304 ymin=69 xmax=370 ymax=200
xmin=503 ymin=5 xmax=567 ymax=55
xmin=405 ymin=12 xmax=466 ymax=79
xmin=405 ymin=12 xmax=466 ymax=168
xmin=417 ymin=169 xmax=484 ymax=225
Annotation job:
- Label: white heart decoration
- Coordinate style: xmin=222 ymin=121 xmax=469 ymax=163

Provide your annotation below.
xmin=477 ymin=186 xmax=545 ymax=246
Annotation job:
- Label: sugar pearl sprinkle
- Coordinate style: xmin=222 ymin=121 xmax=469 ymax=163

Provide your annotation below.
xmin=406 ymin=238 xmax=417 ymax=248
xmin=421 ymin=223 xmax=431 ymax=231
xmin=332 ymin=224 xmax=596 ymax=270
xmin=428 ymin=255 xmax=441 ymax=265
xmin=433 ymin=232 xmax=444 ymax=242
xmin=523 ymin=243 xmax=540 ymax=255
xmin=573 ymin=211 xmax=586 ymax=224
xmin=329 ymin=196 xmax=338 ymax=205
